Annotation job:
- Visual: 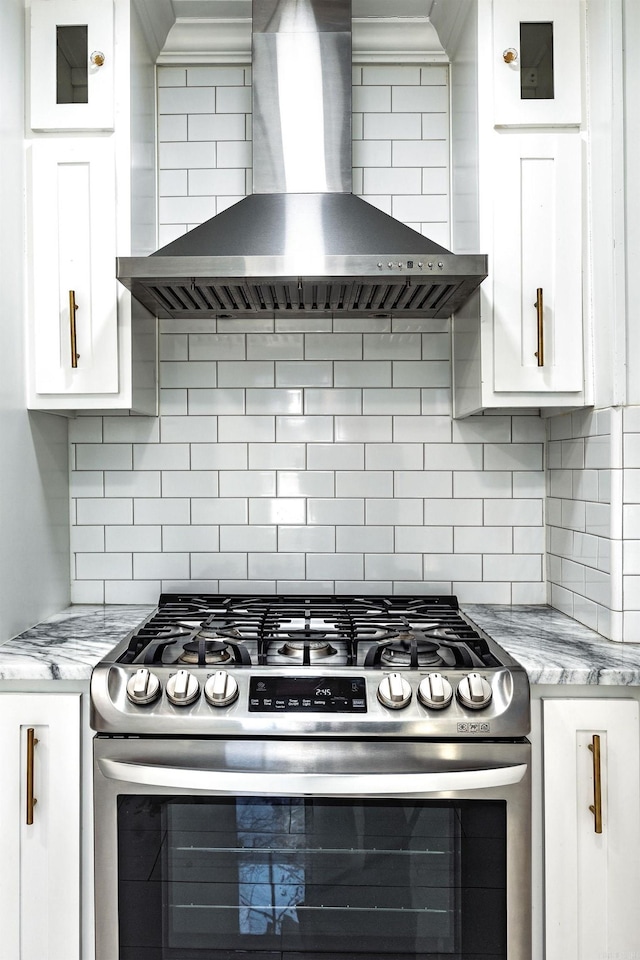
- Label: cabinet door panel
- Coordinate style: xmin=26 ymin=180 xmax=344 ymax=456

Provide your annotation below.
xmin=493 ymin=0 xmax=582 ymax=126
xmin=543 ymin=698 xmax=640 ymax=960
xmin=492 ymin=133 xmax=583 ymax=393
xmin=30 ymin=0 xmax=114 ymax=131
xmin=30 ymin=140 xmax=119 ymax=396
xmin=0 ymin=694 xmax=81 ymax=960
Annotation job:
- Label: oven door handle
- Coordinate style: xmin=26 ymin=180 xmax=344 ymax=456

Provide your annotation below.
xmin=97 ymin=758 xmax=528 ymax=794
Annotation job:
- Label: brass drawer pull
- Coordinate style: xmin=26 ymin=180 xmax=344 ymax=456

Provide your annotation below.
xmin=534 ymin=287 xmax=544 ymax=367
xmin=69 ymin=289 xmax=80 ymax=368
xmin=588 ymin=734 xmax=603 ymax=834
xmin=26 ymin=727 xmax=39 ymax=825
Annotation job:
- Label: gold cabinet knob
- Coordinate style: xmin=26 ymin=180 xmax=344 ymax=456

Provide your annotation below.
xmin=503 ymin=47 xmax=518 ymax=64
xmin=90 ymin=50 xmax=105 ymax=67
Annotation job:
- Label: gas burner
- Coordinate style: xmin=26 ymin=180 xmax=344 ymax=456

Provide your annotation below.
xmin=179 ymin=639 xmax=234 ymax=666
xmin=380 ymin=633 xmax=444 ymax=667
xmin=277 ymin=638 xmax=338 ymax=660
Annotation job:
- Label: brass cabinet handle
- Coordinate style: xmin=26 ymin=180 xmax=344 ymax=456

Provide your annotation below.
xmin=26 ymin=727 xmax=39 ymax=826
xmin=588 ymin=734 xmax=603 ymax=834
xmin=69 ymin=289 xmax=80 ymax=368
xmin=534 ymin=287 xmax=544 ymax=367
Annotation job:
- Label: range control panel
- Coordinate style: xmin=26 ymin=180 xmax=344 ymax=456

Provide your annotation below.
xmin=249 ymin=676 xmax=367 ymax=713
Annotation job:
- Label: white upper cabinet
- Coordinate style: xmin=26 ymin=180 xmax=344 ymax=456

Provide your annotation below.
xmin=493 ymin=0 xmax=582 ymax=127
xmin=30 ymin=0 xmax=114 ymax=131
xmin=492 ymin=133 xmax=583 ymax=393
xmin=29 ymin=139 xmax=119 ymax=396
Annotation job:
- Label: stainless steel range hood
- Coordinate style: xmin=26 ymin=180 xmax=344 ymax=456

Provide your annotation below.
xmin=117 ymin=0 xmax=487 ymax=320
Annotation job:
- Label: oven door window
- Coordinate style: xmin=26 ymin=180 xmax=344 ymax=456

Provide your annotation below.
xmin=118 ymin=796 xmax=506 ymax=960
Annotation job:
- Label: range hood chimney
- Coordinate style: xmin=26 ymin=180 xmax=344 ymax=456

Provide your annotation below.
xmin=117 ymin=0 xmax=487 ymax=319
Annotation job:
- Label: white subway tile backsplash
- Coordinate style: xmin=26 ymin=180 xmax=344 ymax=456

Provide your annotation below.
xmin=393 ymin=361 xmax=450 ymax=388
xmin=393 ymin=85 xmax=448 ymax=112
xmin=77 ymin=499 xmax=133 ymax=526
xmin=220 ymin=525 xmax=276 ymax=552
xmin=69 ymin=63 xmax=548 ymax=605
xmin=191 ymin=443 xmax=247 ymax=469
xmin=276 ymin=361 xmax=333 ymax=387
xmin=134 ymin=498 xmax=191 ymax=525
xmin=105 ymin=526 xmax=162 ymax=552
xmin=70 ymin=471 xmax=104 ymax=497
xmin=248 ymin=444 xmax=305 ymax=470
xmin=189 ymin=388 xmax=244 ymax=415
xmin=307 ymin=443 xmax=364 ymax=470
xmin=335 ymin=416 xmax=391 ymax=442
xmin=336 ymin=526 xmax=394 ymax=553
xmin=188 ymin=113 xmax=246 ymax=141
xmin=159 ymin=169 xmax=188 ymax=196
xmin=277 ymin=471 xmax=334 ymax=498
xmin=249 ymin=498 xmax=306 ymax=524
xmin=363 ymin=65 xmax=421 ymax=85
xmin=76 ymin=444 xmax=132 ymax=470
xmin=278 ymin=526 xmax=335 ymax=553
xmin=162 ymin=471 xmax=218 ymax=498
xmin=191 ymin=553 xmax=247 ymax=579
xmin=186 ymin=66 xmax=246 ymax=86
xmin=248 ymin=553 xmax=305 ymax=579
xmin=218 ymin=415 xmax=274 ymax=443
xmin=336 ymin=471 xmax=393 ymax=498
xmin=216 ymin=86 xmax=251 ymax=113
xmin=305 ymin=389 xmax=362 ymax=414
xmin=364 ymin=113 xmax=422 ymax=140
xmin=395 ymin=526 xmax=452 ymax=553
xmin=365 ymin=554 xmax=422 ymax=580
xmin=218 ymin=471 xmax=276 ymax=497
xmin=162 ymin=525 xmax=220 ymax=552
xmin=134 ymin=553 xmax=190 ymax=580
xmin=77 ymin=553 xmax=132 ymax=580
xmin=307 ymin=553 xmax=363 ymax=580
xmin=189 ymin=169 xmax=245 ymax=196
xmin=276 ymin=415 xmax=334 ymax=442
xmin=307 ymin=499 xmax=364 ymax=526
xmin=352 ymin=139 xmax=392 ymax=167
xmin=71 ymin=525 xmax=105 ymax=553
xmin=161 ymin=361 xmax=217 ymax=388
xmin=366 ymin=444 xmax=423 ymax=470
xmin=192 ymin=498 xmax=248 ymax=525
xmin=366 ymin=499 xmax=423 ymax=526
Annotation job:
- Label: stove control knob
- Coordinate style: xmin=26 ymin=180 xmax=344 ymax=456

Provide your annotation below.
xmin=377 ymin=673 xmax=412 ymax=710
xmin=418 ymin=673 xmax=453 ymax=710
xmin=204 ymin=670 xmax=239 ymax=708
xmin=126 ymin=668 xmax=161 ymax=706
xmin=457 ymin=673 xmax=493 ymax=710
xmin=166 ymin=669 xmax=200 ymax=706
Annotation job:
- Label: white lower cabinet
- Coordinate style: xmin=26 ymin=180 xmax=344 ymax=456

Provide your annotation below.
xmin=0 ymin=693 xmax=81 ymax=960
xmin=542 ymin=698 xmax=640 ymax=960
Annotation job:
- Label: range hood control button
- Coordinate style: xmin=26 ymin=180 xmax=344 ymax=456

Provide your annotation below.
xmin=126 ymin=668 xmax=161 ymax=705
xmin=377 ymin=673 xmax=412 ymax=710
xmin=204 ymin=670 xmax=239 ymax=708
xmin=457 ymin=673 xmax=493 ymax=710
xmin=418 ymin=673 xmax=453 ymax=710
xmin=166 ymin=669 xmax=200 ymax=706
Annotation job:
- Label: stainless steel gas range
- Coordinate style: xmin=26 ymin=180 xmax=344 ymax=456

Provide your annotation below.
xmin=91 ymin=594 xmax=532 ymax=960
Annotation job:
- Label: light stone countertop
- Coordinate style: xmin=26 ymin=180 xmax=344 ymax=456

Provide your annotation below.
xmin=1 ymin=603 xmax=640 ymax=685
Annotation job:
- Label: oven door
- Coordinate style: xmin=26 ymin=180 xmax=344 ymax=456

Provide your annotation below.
xmin=94 ymin=737 xmax=531 ymax=960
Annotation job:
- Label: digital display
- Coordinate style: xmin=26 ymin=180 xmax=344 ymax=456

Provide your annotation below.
xmin=248 ymin=676 xmax=367 ymax=713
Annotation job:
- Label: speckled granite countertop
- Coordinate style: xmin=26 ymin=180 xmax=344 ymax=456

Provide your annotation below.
xmin=1 ymin=603 xmax=640 ymax=685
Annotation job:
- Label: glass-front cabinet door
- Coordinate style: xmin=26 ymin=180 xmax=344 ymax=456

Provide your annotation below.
xmin=117 ymin=795 xmax=507 ymax=960
xmin=29 ymin=0 xmax=114 ymax=130
xmin=492 ymin=0 xmax=582 ymax=126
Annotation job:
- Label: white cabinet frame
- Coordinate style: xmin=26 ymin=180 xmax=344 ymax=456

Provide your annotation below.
xmin=30 ymin=0 xmax=114 ymax=131
xmin=0 ymin=694 xmax=81 ymax=960
xmin=543 ymin=698 xmax=640 ymax=960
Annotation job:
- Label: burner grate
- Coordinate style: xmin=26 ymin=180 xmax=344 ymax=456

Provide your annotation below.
xmin=118 ymin=594 xmax=499 ymax=670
